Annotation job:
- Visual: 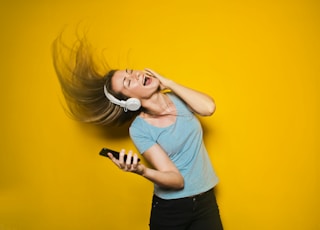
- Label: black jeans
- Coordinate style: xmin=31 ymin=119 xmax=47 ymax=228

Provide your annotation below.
xmin=149 ymin=188 xmax=223 ymax=230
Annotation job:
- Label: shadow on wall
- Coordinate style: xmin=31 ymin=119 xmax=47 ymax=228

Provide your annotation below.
xmin=76 ymin=120 xmax=132 ymax=140
xmin=74 ymin=119 xmax=146 ymax=165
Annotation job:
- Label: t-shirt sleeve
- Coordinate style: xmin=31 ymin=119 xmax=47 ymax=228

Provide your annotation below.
xmin=129 ymin=121 xmax=156 ymax=154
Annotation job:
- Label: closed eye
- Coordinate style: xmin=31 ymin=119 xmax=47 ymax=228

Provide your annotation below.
xmin=124 ymin=77 xmax=131 ymax=88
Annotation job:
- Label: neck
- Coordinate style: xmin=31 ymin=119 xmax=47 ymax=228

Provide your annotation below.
xmin=141 ymin=93 xmax=174 ymax=117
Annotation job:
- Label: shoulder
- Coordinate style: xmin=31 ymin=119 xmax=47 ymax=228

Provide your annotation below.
xmin=129 ymin=115 xmax=155 ymax=138
xmin=129 ymin=116 xmax=145 ymax=134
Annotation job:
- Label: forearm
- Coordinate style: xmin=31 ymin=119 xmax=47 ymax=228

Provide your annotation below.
xmin=145 ymin=68 xmax=215 ymax=116
xmin=108 ymin=149 xmax=184 ymax=190
xmin=166 ymin=80 xmax=216 ymax=116
xmin=141 ymin=166 xmax=184 ymax=190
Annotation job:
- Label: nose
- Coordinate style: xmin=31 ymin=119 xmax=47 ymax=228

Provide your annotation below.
xmin=128 ymin=71 xmax=140 ymax=80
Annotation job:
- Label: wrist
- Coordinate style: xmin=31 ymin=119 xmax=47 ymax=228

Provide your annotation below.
xmin=164 ymin=79 xmax=175 ymax=89
xmin=137 ymin=165 xmax=147 ymax=176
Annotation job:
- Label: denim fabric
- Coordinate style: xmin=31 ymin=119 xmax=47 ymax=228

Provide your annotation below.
xmin=149 ymin=188 xmax=223 ymax=230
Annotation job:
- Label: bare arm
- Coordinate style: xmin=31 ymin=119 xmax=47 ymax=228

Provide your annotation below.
xmin=140 ymin=144 xmax=184 ymax=189
xmin=107 ymin=146 xmax=184 ymax=190
xmin=145 ymin=69 xmax=216 ymax=116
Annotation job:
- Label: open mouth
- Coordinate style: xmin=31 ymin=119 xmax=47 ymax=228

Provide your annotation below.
xmin=143 ymin=75 xmax=152 ymax=86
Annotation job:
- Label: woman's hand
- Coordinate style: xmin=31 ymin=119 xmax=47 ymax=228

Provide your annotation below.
xmin=107 ymin=149 xmax=145 ymax=175
xmin=145 ymin=68 xmax=215 ymax=116
xmin=108 ymin=146 xmax=184 ymax=190
xmin=144 ymin=68 xmax=173 ymax=90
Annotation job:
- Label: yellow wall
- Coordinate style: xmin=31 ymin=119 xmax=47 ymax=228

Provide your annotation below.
xmin=0 ymin=0 xmax=319 ymax=229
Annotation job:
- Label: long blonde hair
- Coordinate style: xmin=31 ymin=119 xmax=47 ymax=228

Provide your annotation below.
xmin=51 ymin=34 xmax=139 ymax=126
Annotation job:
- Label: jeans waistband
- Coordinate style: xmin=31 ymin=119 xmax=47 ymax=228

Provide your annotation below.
xmin=187 ymin=188 xmax=213 ymax=199
xmin=154 ymin=188 xmax=214 ymax=201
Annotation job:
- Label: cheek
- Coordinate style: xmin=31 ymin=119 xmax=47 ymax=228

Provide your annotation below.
xmin=152 ymin=78 xmax=161 ymax=89
xmin=124 ymin=86 xmax=141 ymax=98
xmin=128 ymin=80 xmax=159 ymax=99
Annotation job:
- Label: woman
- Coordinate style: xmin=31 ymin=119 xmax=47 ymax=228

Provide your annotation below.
xmin=52 ymin=35 xmax=223 ymax=230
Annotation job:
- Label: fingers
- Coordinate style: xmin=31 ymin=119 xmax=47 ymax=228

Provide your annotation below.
xmin=144 ymin=68 xmax=157 ymax=77
xmin=131 ymin=153 xmax=139 ymax=171
xmin=125 ymin=150 xmax=133 ymax=170
xmin=110 ymin=149 xmax=140 ymax=173
xmin=144 ymin=68 xmax=171 ymax=90
xmin=125 ymin=151 xmax=140 ymax=172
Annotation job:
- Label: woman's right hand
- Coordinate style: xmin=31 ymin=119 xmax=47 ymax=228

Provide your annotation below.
xmin=144 ymin=68 xmax=173 ymax=90
xmin=107 ymin=149 xmax=145 ymax=175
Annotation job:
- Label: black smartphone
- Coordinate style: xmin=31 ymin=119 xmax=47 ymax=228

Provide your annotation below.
xmin=99 ymin=148 xmax=140 ymax=164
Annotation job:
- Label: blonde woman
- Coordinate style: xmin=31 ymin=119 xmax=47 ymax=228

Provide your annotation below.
xmin=52 ymin=36 xmax=223 ymax=230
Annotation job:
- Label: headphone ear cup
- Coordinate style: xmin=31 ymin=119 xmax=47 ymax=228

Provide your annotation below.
xmin=125 ymin=98 xmax=141 ymax=111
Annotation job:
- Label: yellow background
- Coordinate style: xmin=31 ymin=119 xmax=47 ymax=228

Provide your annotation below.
xmin=0 ymin=0 xmax=319 ymax=229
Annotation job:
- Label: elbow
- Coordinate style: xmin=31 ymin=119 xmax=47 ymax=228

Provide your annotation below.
xmin=173 ymin=175 xmax=185 ymax=190
xmin=207 ymin=102 xmax=216 ymax=116
xmin=178 ymin=182 xmax=185 ymax=190
xmin=203 ymin=100 xmax=216 ymax=116
xmin=162 ymin=173 xmax=184 ymax=190
xmin=176 ymin=181 xmax=185 ymax=190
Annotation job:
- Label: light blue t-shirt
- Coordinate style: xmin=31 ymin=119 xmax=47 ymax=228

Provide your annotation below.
xmin=129 ymin=93 xmax=218 ymax=200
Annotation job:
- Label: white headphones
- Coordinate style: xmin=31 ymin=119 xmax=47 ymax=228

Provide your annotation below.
xmin=103 ymin=85 xmax=141 ymax=112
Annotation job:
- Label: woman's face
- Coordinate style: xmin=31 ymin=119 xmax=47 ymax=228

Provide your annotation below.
xmin=111 ymin=69 xmax=159 ymax=99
